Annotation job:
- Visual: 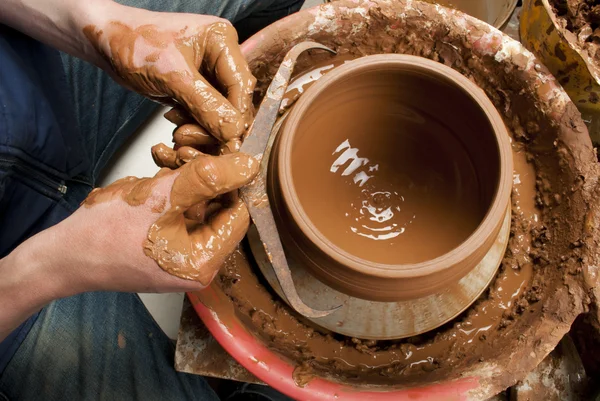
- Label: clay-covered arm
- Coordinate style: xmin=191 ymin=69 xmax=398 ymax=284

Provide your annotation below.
xmin=0 ymin=0 xmax=256 ymax=147
xmin=0 ymin=152 xmax=259 ymax=341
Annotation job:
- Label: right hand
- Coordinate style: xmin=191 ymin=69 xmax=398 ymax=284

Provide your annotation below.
xmin=85 ymin=9 xmax=256 ymax=151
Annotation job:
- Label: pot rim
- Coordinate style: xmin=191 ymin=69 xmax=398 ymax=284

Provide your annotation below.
xmin=278 ymin=54 xmax=513 ymax=279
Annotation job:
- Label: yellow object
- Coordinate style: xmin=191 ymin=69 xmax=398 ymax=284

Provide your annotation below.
xmin=521 ymin=0 xmax=600 ymax=143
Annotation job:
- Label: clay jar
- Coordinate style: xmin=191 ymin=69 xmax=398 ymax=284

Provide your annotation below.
xmin=268 ymin=55 xmax=512 ymax=302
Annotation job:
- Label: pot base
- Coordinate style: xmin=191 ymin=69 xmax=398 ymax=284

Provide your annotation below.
xmin=249 ymin=204 xmax=510 ymax=340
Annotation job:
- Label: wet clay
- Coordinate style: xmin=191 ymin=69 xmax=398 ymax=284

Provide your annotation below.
xmin=209 ymin=137 xmax=538 ymax=386
xmin=421 ymin=0 xmax=517 ymax=29
xmin=83 ymin=175 xmax=158 ymax=208
xmin=290 ymin=62 xmax=496 ymax=265
xmin=199 ymin=0 xmax=600 ymax=395
xmin=550 ymin=0 xmax=600 ymax=63
xmin=423 ymin=0 xmax=489 ymax=23
xmin=143 ymin=153 xmax=258 ymax=285
xmin=83 ymin=153 xmax=258 ymax=286
xmin=83 ymin=20 xmax=255 ymax=145
xmin=271 ymin=56 xmax=513 ymax=302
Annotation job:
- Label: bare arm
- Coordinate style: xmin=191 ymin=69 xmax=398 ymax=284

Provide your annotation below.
xmin=0 ymin=153 xmax=258 ymax=341
xmin=0 ymin=0 xmax=111 ymax=67
xmin=0 ymin=229 xmax=69 ymax=340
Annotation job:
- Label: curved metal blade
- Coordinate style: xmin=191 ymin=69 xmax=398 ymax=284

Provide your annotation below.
xmin=240 ymin=42 xmax=339 ymax=318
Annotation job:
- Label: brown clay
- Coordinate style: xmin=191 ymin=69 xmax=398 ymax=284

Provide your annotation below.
xmin=83 ymin=20 xmax=256 ymax=147
xmin=172 ymin=124 xmax=217 ymax=147
xmin=270 ymin=55 xmax=513 ymax=302
xmin=550 ymin=0 xmax=600 ymax=63
xmin=83 ymin=175 xmax=158 ymax=208
xmin=195 ymin=1 xmax=600 ymax=398
xmin=143 ymin=153 xmax=258 ymax=285
xmin=83 ymin=152 xmax=258 ymax=285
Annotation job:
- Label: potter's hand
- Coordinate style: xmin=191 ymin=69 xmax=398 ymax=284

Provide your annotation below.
xmin=87 ymin=13 xmax=256 ymax=149
xmin=0 ymin=153 xmax=257 ymax=342
xmin=1 ymin=1 xmax=256 ymax=149
xmin=8 ymin=152 xmax=257 ymax=298
xmin=80 ymin=152 xmax=258 ymax=290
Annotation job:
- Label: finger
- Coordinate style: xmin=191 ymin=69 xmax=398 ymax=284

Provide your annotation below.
xmin=177 ymin=146 xmax=203 ymax=163
xmin=185 ymin=193 xmax=229 ymax=221
xmin=184 ymin=199 xmax=209 ymax=221
xmin=187 ymin=198 xmax=250 ymax=285
xmin=173 ymin=124 xmax=218 ymax=147
xmin=151 ymin=143 xmax=203 ymax=169
xmin=155 ymin=167 xmax=173 ymax=179
xmin=219 ymin=139 xmax=241 ymax=155
xmin=172 ymin=69 xmax=245 ymax=143
xmin=152 ymin=143 xmax=178 ymax=169
xmin=204 ymin=200 xmax=224 ymax=220
xmin=164 ymin=107 xmax=194 ymax=126
xmin=170 ymin=152 xmax=259 ymax=209
xmin=202 ymin=22 xmax=257 ymax=130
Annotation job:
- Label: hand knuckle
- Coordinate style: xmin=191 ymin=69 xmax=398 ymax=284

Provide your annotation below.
xmin=195 ymin=158 xmax=223 ymax=193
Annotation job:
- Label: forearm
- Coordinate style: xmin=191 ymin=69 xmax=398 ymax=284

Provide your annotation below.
xmin=0 ymin=227 xmax=77 ymax=341
xmin=0 ymin=0 xmax=117 ymax=68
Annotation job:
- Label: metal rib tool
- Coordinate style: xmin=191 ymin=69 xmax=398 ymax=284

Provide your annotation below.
xmin=239 ymin=42 xmax=339 ymax=318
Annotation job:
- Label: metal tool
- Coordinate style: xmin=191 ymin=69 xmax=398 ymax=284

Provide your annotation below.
xmin=239 ymin=41 xmax=338 ymax=318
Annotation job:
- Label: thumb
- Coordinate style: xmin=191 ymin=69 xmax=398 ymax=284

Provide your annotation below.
xmin=171 ymin=71 xmax=245 ymax=143
xmin=170 ymin=152 xmax=258 ymax=209
xmin=187 ymin=198 xmax=250 ymax=286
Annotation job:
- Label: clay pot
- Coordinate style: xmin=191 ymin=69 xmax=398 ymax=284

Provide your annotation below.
xmin=268 ymin=55 xmax=513 ymax=302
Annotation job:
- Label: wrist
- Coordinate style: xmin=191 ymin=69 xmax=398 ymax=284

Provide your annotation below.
xmin=0 ymin=228 xmax=75 ymax=339
xmin=1 ymin=230 xmax=72 ymax=305
xmin=70 ymin=0 xmax=121 ymax=68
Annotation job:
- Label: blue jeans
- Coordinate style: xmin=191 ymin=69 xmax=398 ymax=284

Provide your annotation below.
xmin=0 ymin=1 xmax=302 ymax=400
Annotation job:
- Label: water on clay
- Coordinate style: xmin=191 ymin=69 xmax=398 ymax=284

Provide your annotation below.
xmin=219 ymin=142 xmax=538 ymax=380
xmin=291 ymin=64 xmax=499 ymax=265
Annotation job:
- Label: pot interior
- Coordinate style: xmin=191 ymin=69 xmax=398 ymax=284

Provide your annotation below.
xmin=288 ymin=58 xmax=501 ymax=265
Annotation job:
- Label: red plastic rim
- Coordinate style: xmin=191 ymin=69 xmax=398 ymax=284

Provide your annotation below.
xmin=188 ymin=290 xmax=478 ymax=401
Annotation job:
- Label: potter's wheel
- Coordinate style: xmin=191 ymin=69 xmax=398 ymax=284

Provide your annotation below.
xmin=246 ymin=84 xmax=511 ymax=339
xmin=192 ymin=1 xmax=599 ymax=399
xmin=248 ymin=211 xmax=510 ymax=339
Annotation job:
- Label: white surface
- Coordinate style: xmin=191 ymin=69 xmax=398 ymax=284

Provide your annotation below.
xmin=138 ymin=293 xmax=185 ymax=339
xmin=99 ymin=108 xmax=168 ymax=184
xmin=303 ymin=0 xmax=323 ymax=8
xmin=100 ymin=0 xmax=325 ymax=341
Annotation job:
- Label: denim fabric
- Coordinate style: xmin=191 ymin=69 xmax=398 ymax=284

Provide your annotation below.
xmin=0 ymin=292 xmax=219 ymax=401
xmin=0 ymin=0 xmax=303 ymax=399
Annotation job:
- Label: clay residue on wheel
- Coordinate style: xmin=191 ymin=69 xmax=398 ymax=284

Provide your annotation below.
xmin=214 ymin=157 xmax=537 ymax=387
xmin=201 ymin=0 xmax=600 ymax=397
xmin=550 ymin=0 xmax=600 ymax=67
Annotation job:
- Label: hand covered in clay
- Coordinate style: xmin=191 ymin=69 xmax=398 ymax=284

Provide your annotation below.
xmin=62 ymin=152 xmax=258 ymax=293
xmin=86 ymin=12 xmax=256 ymax=150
